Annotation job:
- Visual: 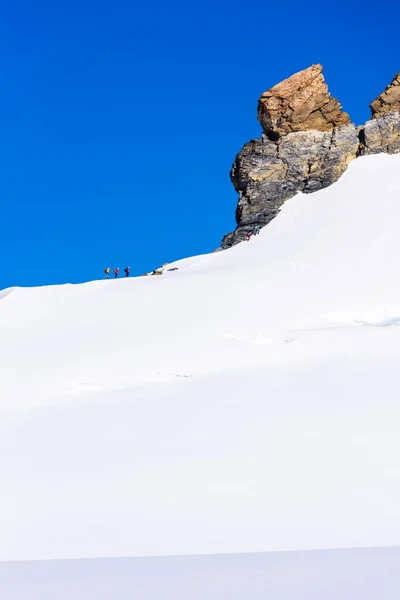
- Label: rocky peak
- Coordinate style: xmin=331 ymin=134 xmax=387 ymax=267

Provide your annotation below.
xmin=221 ymin=67 xmax=400 ymax=250
xmin=370 ymin=72 xmax=400 ymax=117
xmin=258 ymin=64 xmax=351 ymax=137
xmin=362 ymin=72 xmax=400 ymax=155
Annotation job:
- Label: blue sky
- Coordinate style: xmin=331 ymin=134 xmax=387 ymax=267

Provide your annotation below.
xmin=1 ymin=0 xmax=399 ymax=288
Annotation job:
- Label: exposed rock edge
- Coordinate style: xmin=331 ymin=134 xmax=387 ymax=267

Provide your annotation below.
xmin=221 ymin=66 xmax=400 ymax=249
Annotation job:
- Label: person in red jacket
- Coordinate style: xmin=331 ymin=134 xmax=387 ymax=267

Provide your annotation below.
xmin=114 ymin=267 xmax=119 ymax=278
xmin=247 ymin=231 xmax=252 ymax=242
xmin=124 ymin=266 xmax=130 ymax=277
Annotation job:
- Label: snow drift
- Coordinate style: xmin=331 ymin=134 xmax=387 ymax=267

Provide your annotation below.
xmin=1 ymin=154 xmax=400 ymax=583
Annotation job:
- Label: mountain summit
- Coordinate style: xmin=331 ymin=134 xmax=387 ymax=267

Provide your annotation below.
xmin=258 ymin=63 xmax=350 ymax=136
xmin=222 ymin=65 xmax=400 ymax=248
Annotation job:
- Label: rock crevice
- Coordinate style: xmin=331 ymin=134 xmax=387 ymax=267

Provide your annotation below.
xmin=222 ymin=66 xmax=400 ymax=249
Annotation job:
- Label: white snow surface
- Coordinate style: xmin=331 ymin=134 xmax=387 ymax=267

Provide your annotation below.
xmin=1 ymin=547 xmax=400 ymax=600
xmin=1 ymin=154 xmax=400 ymax=573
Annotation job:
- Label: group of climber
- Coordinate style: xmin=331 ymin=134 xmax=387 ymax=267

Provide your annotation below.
xmin=247 ymin=224 xmax=261 ymax=242
xmin=104 ymin=266 xmax=130 ymax=279
xmin=102 ymin=227 xmax=261 ymax=280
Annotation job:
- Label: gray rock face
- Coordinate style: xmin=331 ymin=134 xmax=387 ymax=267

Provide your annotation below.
xmin=222 ymin=124 xmax=359 ymax=248
xmin=361 ymin=111 xmax=400 ymax=155
xmin=221 ymin=66 xmax=400 ymax=250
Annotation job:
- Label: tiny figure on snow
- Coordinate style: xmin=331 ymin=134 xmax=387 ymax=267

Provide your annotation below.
xmin=124 ymin=266 xmax=130 ymax=277
xmin=104 ymin=267 xmax=111 ymax=279
xmin=114 ymin=267 xmax=119 ymax=279
xmin=253 ymin=225 xmax=261 ymax=236
xmin=247 ymin=231 xmax=252 ymax=242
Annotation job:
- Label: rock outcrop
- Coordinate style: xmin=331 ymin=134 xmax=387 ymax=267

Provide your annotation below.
xmin=222 ymin=65 xmax=359 ymax=248
xmin=370 ymin=72 xmax=400 ymax=117
xmin=221 ymin=66 xmax=400 ymax=250
xmin=362 ymin=111 xmax=400 ymax=155
xmin=362 ymin=73 xmax=400 ymax=155
xmin=258 ymin=64 xmax=351 ymax=136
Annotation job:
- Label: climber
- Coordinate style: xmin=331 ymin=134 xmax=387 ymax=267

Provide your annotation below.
xmin=104 ymin=267 xmax=111 ymax=279
xmin=247 ymin=231 xmax=252 ymax=242
xmin=253 ymin=225 xmax=261 ymax=236
xmin=114 ymin=267 xmax=119 ymax=279
xmin=124 ymin=266 xmax=130 ymax=277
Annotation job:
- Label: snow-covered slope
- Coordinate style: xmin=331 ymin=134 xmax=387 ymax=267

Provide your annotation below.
xmin=1 ymin=154 xmax=400 ymax=564
xmin=2 ymin=547 xmax=400 ymax=600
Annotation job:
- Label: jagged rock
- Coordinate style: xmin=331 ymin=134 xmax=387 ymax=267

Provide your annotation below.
xmin=221 ymin=64 xmax=359 ymax=249
xmin=221 ymin=124 xmax=359 ymax=248
xmin=258 ymin=64 xmax=350 ymax=137
xmin=362 ymin=111 xmax=400 ymax=155
xmin=361 ymin=75 xmax=400 ymax=155
xmin=222 ymin=66 xmax=358 ymax=249
xmin=221 ymin=67 xmax=400 ymax=250
xmin=370 ymin=73 xmax=400 ymax=117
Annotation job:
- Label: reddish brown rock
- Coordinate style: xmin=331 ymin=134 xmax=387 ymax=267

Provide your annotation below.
xmin=370 ymin=72 xmax=400 ymax=117
xmin=258 ymin=64 xmax=350 ymax=136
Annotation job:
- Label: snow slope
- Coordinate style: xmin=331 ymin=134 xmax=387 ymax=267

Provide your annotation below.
xmin=1 ymin=153 xmax=400 ymax=565
xmin=2 ymin=547 xmax=400 ymax=600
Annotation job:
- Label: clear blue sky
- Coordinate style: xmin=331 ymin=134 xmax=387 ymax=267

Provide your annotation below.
xmin=1 ymin=0 xmax=399 ymax=288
